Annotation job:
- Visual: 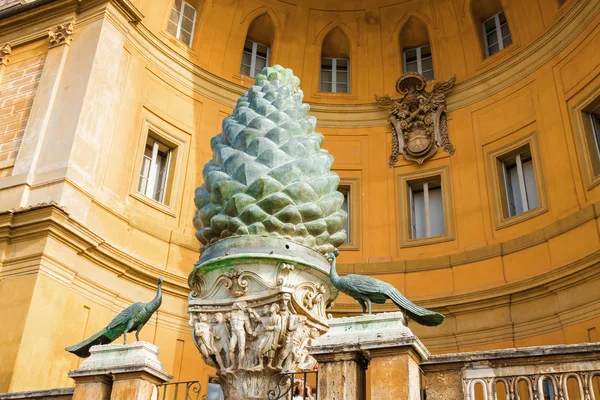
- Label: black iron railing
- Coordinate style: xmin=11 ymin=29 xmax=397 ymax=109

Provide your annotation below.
xmin=155 ymin=381 xmax=205 ymax=400
xmin=268 ymin=371 xmax=319 ymax=400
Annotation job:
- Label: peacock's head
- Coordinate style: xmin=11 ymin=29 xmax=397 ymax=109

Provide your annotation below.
xmin=325 ymin=253 xmax=336 ymax=264
xmin=157 ymin=277 xmax=164 ymax=285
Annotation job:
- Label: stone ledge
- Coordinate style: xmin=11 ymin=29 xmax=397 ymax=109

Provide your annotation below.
xmin=68 ymin=341 xmax=172 ymax=383
xmin=0 ymin=388 xmax=73 ymax=399
xmin=309 ymin=312 xmax=430 ymax=360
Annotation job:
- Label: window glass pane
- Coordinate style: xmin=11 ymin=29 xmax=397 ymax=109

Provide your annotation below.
xmin=183 ymin=2 xmax=196 ymax=19
xmin=522 ymin=159 xmax=539 ymax=210
xmin=506 ymin=162 xmax=524 ymax=216
xmin=255 ymin=56 xmax=267 ymax=71
xmin=429 ymin=187 xmax=445 ymax=236
xmin=592 ymin=112 xmax=600 ymax=153
xmin=340 ymin=187 xmax=350 ymax=243
xmin=180 ymin=30 xmax=192 ymax=47
xmin=167 ymin=20 xmax=179 ymax=37
xmin=405 ymin=61 xmax=418 ymax=73
xmin=500 ymin=23 xmax=511 ymax=39
xmin=321 ymin=58 xmax=333 ymax=69
xmin=321 ymin=70 xmax=332 ymax=83
xmin=256 ymin=44 xmax=268 ymax=58
xmin=169 ymin=8 xmax=180 ymax=24
xmin=240 ymin=64 xmax=251 ymax=76
xmin=153 ymin=151 xmax=169 ymax=202
xmin=320 ymin=82 xmax=332 ymax=92
xmin=173 ymin=0 xmax=183 ymax=9
xmin=336 ymin=58 xmax=348 ymax=68
xmin=423 ymin=69 xmax=434 ymax=81
xmin=488 ymin=42 xmax=500 ymax=56
xmin=404 ymin=49 xmax=417 ymax=63
xmin=336 ymin=71 xmax=348 ymax=84
xmin=421 ymin=45 xmax=431 ymax=57
xmin=411 ymin=187 xmax=426 ymax=239
xmin=244 ymin=40 xmax=253 ymax=53
xmin=484 ymin=17 xmax=497 ymax=34
xmin=421 ymin=57 xmax=433 ymax=72
xmin=498 ymin=11 xmax=507 ymax=24
xmin=336 ymin=83 xmax=349 ymax=93
xmin=502 ymin=34 xmax=513 ymax=48
xmin=241 ymin=51 xmax=252 ymax=66
xmin=486 ymin=30 xmax=499 ymax=46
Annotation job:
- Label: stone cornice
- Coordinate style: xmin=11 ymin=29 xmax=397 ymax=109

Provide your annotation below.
xmin=0 ymin=0 xmax=597 ymax=127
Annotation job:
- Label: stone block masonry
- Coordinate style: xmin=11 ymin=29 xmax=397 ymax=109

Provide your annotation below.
xmin=0 ymin=41 xmax=46 ymax=177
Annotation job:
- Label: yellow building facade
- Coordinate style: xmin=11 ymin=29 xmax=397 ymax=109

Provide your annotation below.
xmin=0 ymin=0 xmax=599 ymax=395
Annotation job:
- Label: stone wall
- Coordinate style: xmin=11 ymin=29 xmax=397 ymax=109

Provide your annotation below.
xmin=0 ymin=40 xmax=46 ymax=177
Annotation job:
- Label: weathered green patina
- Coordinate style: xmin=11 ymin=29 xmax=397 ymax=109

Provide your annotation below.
xmin=193 ymin=65 xmax=347 ymax=256
xmin=65 ymin=278 xmax=163 ymax=358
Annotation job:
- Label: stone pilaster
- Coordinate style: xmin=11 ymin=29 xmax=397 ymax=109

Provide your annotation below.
xmin=68 ymin=342 xmax=172 ymax=400
xmin=309 ymin=312 xmax=429 ymax=400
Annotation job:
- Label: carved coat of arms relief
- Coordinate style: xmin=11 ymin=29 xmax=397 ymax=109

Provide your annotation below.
xmin=375 ymin=72 xmax=456 ymax=166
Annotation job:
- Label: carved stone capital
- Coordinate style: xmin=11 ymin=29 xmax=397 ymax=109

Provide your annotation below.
xmin=188 ymin=245 xmax=335 ymax=399
xmin=48 ymin=23 xmax=74 ymax=48
xmin=0 ymin=43 xmax=11 ymax=66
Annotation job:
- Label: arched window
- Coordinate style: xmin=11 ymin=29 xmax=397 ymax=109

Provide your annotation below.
xmin=471 ymin=0 xmax=512 ymax=58
xmin=240 ymin=14 xmax=274 ymax=78
xmin=400 ymin=17 xmax=434 ymax=80
xmin=167 ymin=0 xmax=201 ymax=47
xmin=320 ymin=28 xmax=350 ymax=93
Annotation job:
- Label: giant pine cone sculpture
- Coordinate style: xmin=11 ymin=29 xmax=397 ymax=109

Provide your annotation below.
xmin=193 ymin=65 xmax=347 ymax=256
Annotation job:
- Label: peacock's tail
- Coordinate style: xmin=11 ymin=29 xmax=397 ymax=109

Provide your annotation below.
xmin=387 ymin=289 xmax=445 ymax=327
xmin=65 ymin=326 xmax=114 ymax=358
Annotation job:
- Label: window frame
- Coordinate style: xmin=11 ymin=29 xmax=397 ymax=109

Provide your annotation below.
xmin=240 ymin=39 xmax=270 ymax=78
xmin=482 ymin=11 xmax=512 ymax=58
xmin=130 ymin=115 xmax=189 ymax=217
xmin=569 ymin=85 xmax=600 ymax=190
xmin=486 ymin=132 xmax=547 ymax=229
xmin=167 ymin=0 xmax=197 ymax=47
xmin=397 ymin=166 xmax=455 ymax=247
xmin=338 ymin=178 xmax=360 ymax=251
xmin=320 ymin=57 xmax=350 ymax=93
xmin=138 ymin=137 xmax=172 ymax=204
xmin=402 ymin=44 xmax=434 ymax=81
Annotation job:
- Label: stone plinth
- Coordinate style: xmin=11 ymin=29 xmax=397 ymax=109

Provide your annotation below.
xmin=68 ymin=342 xmax=172 ymax=400
xmin=309 ymin=312 xmax=429 ymax=400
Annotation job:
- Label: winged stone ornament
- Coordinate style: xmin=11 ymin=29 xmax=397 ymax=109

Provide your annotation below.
xmin=375 ymin=73 xmax=456 ymax=166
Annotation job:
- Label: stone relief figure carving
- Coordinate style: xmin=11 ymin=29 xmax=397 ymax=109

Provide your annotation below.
xmin=254 ymin=304 xmax=282 ymax=370
xmin=227 ymin=301 xmax=254 ymax=370
xmin=375 ymin=72 xmax=456 ymax=166
xmin=193 ymin=313 xmax=226 ymax=370
xmin=295 ymin=327 xmax=319 ymax=372
xmin=275 ymin=313 xmax=304 ymax=371
xmin=211 ymin=312 xmax=231 ymax=368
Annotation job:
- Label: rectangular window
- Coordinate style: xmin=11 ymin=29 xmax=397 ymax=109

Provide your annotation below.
xmin=408 ymin=178 xmax=445 ymax=239
xmin=240 ymin=40 xmax=270 ymax=78
xmin=320 ymin=57 xmax=349 ymax=93
xmin=498 ymin=145 xmax=539 ymax=218
xmin=403 ymin=44 xmax=434 ymax=81
xmin=167 ymin=0 xmax=197 ymax=47
xmin=483 ymin=11 xmax=512 ymax=57
xmin=590 ymin=106 xmax=600 ymax=158
xmin=339 ymin=186 xmax=350 ymax=243
xmin=138 ymin=136 xmax=172 ymax=204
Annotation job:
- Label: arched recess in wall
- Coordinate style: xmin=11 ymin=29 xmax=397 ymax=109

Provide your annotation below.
xmin=395 ymin=14 xmax=435 ymax=81
xmin=165 ymin=0 xmax=206 ymax=48
xmin=239 ymin=10 xmax=278 ymax=78
xmin=317 ymin=24 xmax=355 ymax=94
xmin=469 ymin=0 xmax=515 ymax=60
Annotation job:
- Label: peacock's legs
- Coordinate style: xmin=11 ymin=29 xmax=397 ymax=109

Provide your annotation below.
xmin=358 ymin=299 xmax=367 ymax=314
xmin=135 ymin=329 xmax=140 ymax=342
xmin=366 ymin=299 xmax=372 ymax=314
xmin=123 ymin=332 xmax=127 ymax=344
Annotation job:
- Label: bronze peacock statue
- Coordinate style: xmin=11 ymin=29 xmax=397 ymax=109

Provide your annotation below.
xmin=65 ymin=277 xmax=163 ymax=358
xmin=326 ymin=254 xmax=444 ymax=326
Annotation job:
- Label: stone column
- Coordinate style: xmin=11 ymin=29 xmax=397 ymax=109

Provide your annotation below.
xmin=312 ymin=349 xmax=369 ymax=400
xmin=310 ymin=312 xmax=429 ymax=400
xmin=68 ymin=342 xmax=172 ymax=400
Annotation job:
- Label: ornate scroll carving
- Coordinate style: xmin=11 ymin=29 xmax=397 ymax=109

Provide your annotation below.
xmin=375 ymin=73 xmax=456 ymax=166
xmin=0 ymin=43 xmax=11 ymax=66
xmin=48 ymin=23 xmax=74 ymax=48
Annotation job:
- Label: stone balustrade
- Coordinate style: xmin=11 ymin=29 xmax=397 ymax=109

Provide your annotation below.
xmin=421 ymin=343 xmax=600 ymax=400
